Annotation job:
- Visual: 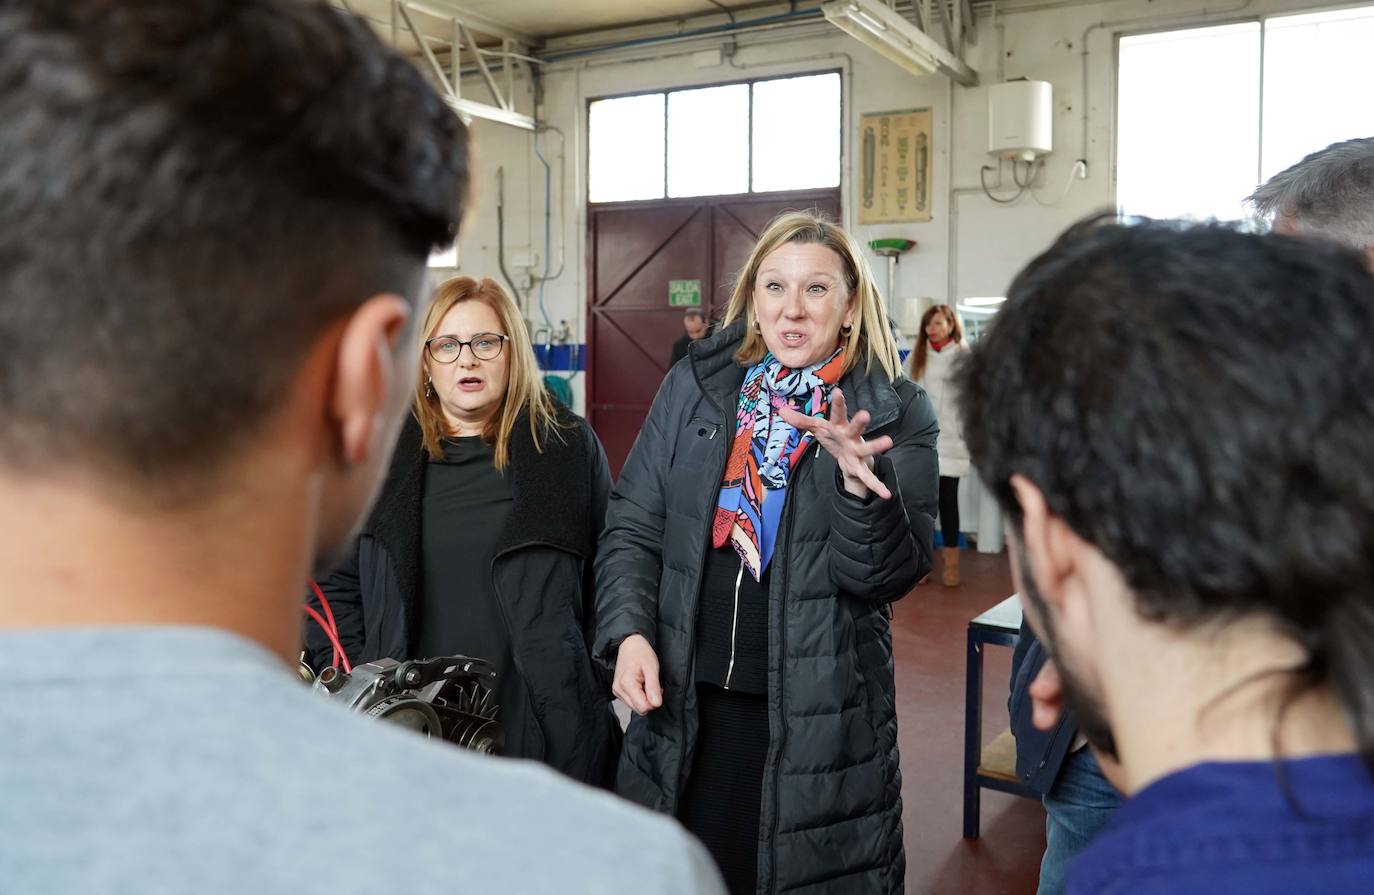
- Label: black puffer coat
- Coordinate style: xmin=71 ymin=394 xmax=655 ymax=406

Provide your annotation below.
xmin=306 ymin=407 xmax=618 ymax=788
xmin=593 ymin=322 xmax=938 ymax=893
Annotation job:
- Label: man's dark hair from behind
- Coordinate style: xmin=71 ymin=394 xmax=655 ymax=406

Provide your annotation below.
xmin=958 ymin=216 xmax=1374 ymax=769
xmin=0 ymin=0 xmax=467 ymax=491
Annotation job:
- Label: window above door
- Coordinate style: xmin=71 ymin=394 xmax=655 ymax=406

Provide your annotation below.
xmin=588 ymin=71 xmax=842 ymax=204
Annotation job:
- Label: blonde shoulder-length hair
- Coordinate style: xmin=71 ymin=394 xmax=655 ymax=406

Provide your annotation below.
xmin=721 ymin=210 xmax=903 ymax=381
xmin=414 ymin=276 xmax=562 ymax=470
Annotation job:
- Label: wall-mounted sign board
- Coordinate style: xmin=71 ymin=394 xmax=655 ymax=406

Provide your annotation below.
xmin=859 ymin=108 xmax=933 ymax=224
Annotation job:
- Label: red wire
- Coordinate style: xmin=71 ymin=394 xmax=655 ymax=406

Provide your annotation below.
xmin=302 ymin=584 xmax=352 ymax=674
xmin=306 ymin=579 xmax=340 ymax=669
xmin=309 ymin=579 xmax=341 ymax=648
xmin=309 ymin=578 xmax=348 ymax=671
xmin=302 ymin=605 xmax=351 ymax=673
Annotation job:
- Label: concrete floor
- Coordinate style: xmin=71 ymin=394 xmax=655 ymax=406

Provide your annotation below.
xmin=896 ymin=548 xmax=1044 ymax=895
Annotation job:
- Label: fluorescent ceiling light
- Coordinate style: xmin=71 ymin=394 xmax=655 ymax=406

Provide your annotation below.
xmin=821 ymin=0 xmax=978 ymax=86
xmin=850 ymin=8 xmax=890 ymax=37
xmin=962 ymin=296 xmax=1007 ymax=306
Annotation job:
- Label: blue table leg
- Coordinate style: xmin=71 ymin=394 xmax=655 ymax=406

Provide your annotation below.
xmin=963 ymin=627 xmax=983 ymax=839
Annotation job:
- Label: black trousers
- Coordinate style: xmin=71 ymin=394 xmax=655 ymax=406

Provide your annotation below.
xmin=939 ymin=475 xmax=961 ymax=545
xmin=677 ymin=684 xmax=770 ymax=895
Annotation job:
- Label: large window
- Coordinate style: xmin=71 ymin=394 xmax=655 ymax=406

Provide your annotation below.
xmin=588 ymin=72 xmax=842 ymax=203
xmin=1117 ymin=5 xmax=1374 ymax=221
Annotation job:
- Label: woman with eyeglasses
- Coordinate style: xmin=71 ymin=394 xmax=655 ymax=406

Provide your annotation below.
xmin=306 ymin=276 xmax=618 ymax=787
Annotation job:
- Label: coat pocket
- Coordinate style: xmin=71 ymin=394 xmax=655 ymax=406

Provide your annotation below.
xmin=667 ymin=416 xmax=725 ymax=496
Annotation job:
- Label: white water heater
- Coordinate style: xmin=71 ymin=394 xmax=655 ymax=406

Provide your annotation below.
xmin=988 ymin=80 xmax=1052 ymax=162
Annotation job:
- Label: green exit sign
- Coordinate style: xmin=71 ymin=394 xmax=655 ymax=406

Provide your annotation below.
xmin=669 ymin=279 xmax=701 ymax=307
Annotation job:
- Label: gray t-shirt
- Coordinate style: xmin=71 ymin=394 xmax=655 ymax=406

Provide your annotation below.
xmin=0 ymin=626 xmax=722 ymax=894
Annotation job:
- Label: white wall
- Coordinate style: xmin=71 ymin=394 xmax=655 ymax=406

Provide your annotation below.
xmin=438 ymin=0 xmax=1336 ymax=413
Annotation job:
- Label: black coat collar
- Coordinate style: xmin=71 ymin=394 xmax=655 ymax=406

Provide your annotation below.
xmin=365 ymin=406 xmax=595 ymax=625
xmin=495 ymin=405 xmax=594 ymax=559
xmin=688 ymin=320 xmax=904 ymax=433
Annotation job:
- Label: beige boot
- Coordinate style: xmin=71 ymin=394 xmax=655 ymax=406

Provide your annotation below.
xmin=940 ymin=546 xmax=961 ymax=587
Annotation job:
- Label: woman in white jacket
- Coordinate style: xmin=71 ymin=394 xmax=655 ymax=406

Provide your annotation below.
xmin=910 ymin=304 xmax=969 ymax=586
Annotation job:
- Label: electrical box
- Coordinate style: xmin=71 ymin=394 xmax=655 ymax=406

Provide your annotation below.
xmin=988 ymin=80 xmax=1052 ymax=162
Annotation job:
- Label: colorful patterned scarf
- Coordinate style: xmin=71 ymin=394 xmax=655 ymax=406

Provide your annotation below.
xmin=712 ymin=347 xmax=846 ymax=580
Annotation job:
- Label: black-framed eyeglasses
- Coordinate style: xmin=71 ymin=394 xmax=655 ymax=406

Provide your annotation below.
xmin=425 ymin=332 xmax=507 ymax=363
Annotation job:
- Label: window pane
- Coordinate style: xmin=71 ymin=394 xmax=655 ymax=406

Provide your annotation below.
xmin=752 ymin=73 xmax=842 ymax=192
xmin=427 ymin=243 xmax=457 ymax=268
xmin=1262 ymin=5 xmax=1374 ymax=181
xmin=589 ymin=94 xmax=665 ymax=203
xmin=666 ymin=84 xmax=750 ymax=198
xmin=1117 ymin=23 xmax=1260 ymax=220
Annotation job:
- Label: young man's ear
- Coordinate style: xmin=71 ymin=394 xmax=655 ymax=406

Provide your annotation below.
xmin=331 ymin=294 xmax=413 ymax=466
xmin=1009 ymin=473 xmax=1077 ymax=613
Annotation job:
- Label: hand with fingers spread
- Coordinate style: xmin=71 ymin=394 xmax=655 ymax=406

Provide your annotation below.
xmin=612 ymin=633 xmax=663 ymax=716
xmin=779 ymin=387 xmax=895 ymax=500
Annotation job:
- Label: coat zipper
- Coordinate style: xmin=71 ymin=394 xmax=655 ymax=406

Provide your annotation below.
xmin=722 ymin=558 xmax=746 ymax=690
xmin=677 ymin=402 xmax=733 ymax=806
xmin=767 ymin=412 xmax=883 ymax=891
xmin=766 ymin=448 xmax=812 ymax=895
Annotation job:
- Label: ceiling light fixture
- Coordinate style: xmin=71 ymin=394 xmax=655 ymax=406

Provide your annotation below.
xmin=821 ymin=0 xmax=978 ymax=86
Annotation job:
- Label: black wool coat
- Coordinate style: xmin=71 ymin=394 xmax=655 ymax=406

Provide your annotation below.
xmin=306 ymin=406 xmax=618 ymax=788
xmin=593 ymin=321 xmax=939 ymax=894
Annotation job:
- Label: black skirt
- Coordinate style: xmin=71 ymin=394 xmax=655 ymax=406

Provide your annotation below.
xmin=677 ymin=683 xmax=771 ymax=895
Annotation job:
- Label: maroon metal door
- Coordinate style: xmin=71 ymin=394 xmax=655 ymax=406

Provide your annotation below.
xmin=588 ymin=189 xmax=840 ymax=477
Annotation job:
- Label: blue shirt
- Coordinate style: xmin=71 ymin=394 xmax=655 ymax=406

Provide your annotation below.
xmin=1069 ymin=754 xmax=1374 ymax=894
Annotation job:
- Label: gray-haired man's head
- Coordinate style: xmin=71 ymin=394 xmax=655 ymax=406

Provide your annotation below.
xmin=683 ymin=307 xmax=707 ymax=340
xmin=1247 ymin=137 xmax=1374 ymax=259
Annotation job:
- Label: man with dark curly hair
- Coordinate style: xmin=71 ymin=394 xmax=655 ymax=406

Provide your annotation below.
xmin=970 ymin=217 xmax=1374 ymax=895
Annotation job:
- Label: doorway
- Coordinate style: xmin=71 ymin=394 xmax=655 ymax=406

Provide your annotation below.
xmin=587 ymin=189 xmax=841 ymax=477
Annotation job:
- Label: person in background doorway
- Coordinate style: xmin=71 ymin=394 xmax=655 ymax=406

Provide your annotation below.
xmin=669 ymin=306 xmax=709 ymax=366
xmin=0 ymin=2 xmax=721 ymax=892
xmin=963 ymin=216 xmax=1374 ymax=894
xmin=909 ymin=303 xmax=970 ymax=586
xmin=307 ymin=275 xmax=618 ymax=788
xmin=595 ymin=210 xmax=937 ymax=894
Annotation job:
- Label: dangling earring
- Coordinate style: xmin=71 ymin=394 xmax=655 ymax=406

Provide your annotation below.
xmin=425 ymin=379 xmax=435 ymax=398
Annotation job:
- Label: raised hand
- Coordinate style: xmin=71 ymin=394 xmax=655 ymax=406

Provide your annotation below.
xmin=779 ymin=388 xmax=895 ymax=500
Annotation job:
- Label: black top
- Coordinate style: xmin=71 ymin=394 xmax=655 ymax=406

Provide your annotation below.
xmin=694 ymin=544 xmax=771 ymax=695
xmin=670 ymin=334 xmax=692 ymax=367
xmin=418 ymin=437 xmax=525 ymax=746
